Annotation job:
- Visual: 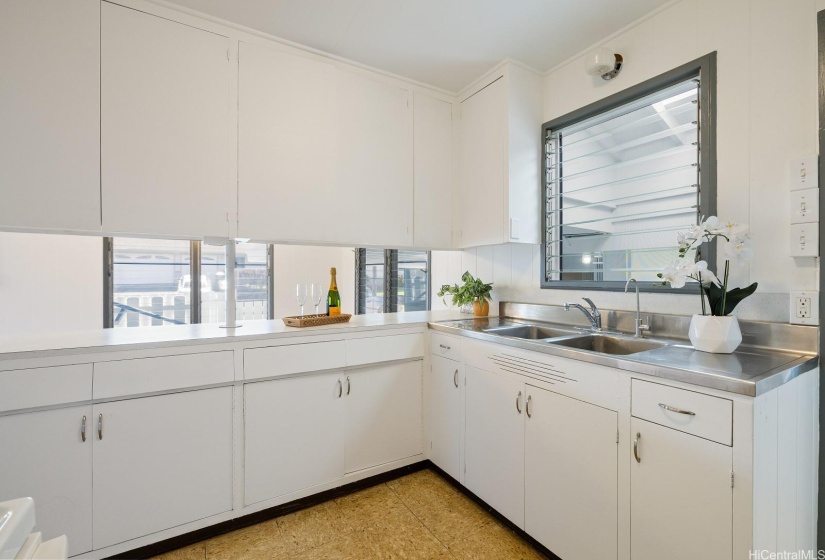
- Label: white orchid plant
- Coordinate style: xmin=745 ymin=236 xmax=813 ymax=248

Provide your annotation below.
xmin=658 ymin=216 xmax=757 ymax=316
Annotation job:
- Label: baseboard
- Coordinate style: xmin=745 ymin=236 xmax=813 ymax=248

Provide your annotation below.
xmin=110 ymin=461 xmax=428 ymax=559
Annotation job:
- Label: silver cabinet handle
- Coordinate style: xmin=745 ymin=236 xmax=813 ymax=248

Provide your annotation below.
xmin=516 ymin=391 xmax=522 ymax=414
xmin=526 ymin=395 xmax=532 ymax=418
xmin=346 ymin=376 xmax=351 ymax=395
xmin=337 ymin=379 xmax=343 ymax=398
xmin=439 ymin=344 xmax=451 ymax=350
xmin=659 ymin=403 xmax=696 ymax=416
xmin=633 ymin=432 xmax=641 ymax=463
xmin=453 ymin=369 xmax=459 ymax=388
xmin=81 ymin=415 xmax=87 ymax=443
xmin=97 ymin=414 xmax=103 ymax=440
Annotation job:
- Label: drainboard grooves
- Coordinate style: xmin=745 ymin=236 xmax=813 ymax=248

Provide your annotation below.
xmin=488 ymin=353 xmax=575 ymax=383
xmin=497 ymin=366 xmax=556 ymax=383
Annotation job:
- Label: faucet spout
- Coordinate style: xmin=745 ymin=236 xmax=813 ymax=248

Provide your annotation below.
xmin=624 ymin=279 xmax=650 ymax=338
xmin=563 ymin=298 xmax=602 ymax=331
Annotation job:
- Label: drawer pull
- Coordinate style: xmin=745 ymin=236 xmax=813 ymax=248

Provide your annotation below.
xmin=439 ymin=344 xmax=451 ymax=350
xmin=516 ymin=391 xmax=522 ymax=414
xmin=634 ymin=432 xmax=641 ymax=463
xmin=453 ymin=369 xmax=459 ymax=388
xmin=659 ymin=403 xmax=696 ymax=416
xmin=81 ymin=415 xmax=87 ymax=443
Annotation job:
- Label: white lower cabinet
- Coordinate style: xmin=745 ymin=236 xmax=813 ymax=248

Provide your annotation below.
xmin=428 ymin=355 xmax=462 ymax=480
xmin=92 ymin=388 xmax=233 ymax=549
xmin=244 ymin=372 xmax=346 ymax=505
xmin=0 ymin=406 xmax=93 ymax=557
xmin=464 ymin=365 xmax=526 ymax=528
xmin=630 ymin=417 xmax=732 ymax=560
xmin=243 ymin=360 xmax=424 ymax=504
xmin=346 ymin=362 xmax=423 ymax=473
xmin=524 ymin=385 xmax=618 ymax=560
xmin=463 ymin=363 xmax=620 ymax=544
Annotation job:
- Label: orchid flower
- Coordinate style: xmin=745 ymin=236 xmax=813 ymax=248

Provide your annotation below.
xmin=661 ymin=217 xmax=757 ymax=316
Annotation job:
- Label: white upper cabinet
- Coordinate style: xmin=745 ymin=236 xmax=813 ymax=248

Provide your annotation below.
xmin=101 ymin=3 xmax=231 ymax=239
xmin=456 ymin=63 xmax=542 ymax=248
xmin=335 ymin=70 xmax=413 ymax=247
xmin=238 ymin=43 xmax=337 ymax=243
xmin=413 ymin=93 xmax=453 ymax=249
xmin=0 ymin=0 xmax=100 ymax=232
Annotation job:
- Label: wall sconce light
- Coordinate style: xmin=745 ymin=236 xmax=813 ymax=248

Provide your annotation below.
xmin=585 ymin=47 xmax=623 ymax=81
xmin=581 ymin=252 xmax=593 ymax=265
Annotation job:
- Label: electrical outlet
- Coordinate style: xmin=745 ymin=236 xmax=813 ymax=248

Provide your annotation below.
xmin=791 ymin=291 xmax=819 ymax=325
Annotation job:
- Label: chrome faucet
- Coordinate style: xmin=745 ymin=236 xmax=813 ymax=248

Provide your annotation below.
xmin=624 ymin=278 xmax=650 ymax=338
xmin=563 ymin=298 xmax=602 ymax=331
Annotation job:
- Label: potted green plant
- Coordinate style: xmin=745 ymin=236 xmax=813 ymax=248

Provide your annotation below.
xmin=437 ymin=272 xmax=494 ymax=317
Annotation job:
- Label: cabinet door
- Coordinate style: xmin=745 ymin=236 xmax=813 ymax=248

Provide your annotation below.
xmin=457 ymin=77 xmax=506 ymax=248
xmin=238 ymin=42 xmax=337 ymax=243
xmin=336 ymin=71 xmax=413 ymax=247
xmin=93 ymin=388 xmax=232 ymax=549
xmin=101 ymin=3 xmax=230 ymax=238
xmin=464 ymin=365 xmax=525 ymax=528
xmin=244 ymin=372 xmax=346 ymax=505
xmin=525 ymin=386 xmax=618 ymax=560
xmin=0 ymin=0 xmax=100 ymax=232
xmin=429 ymin=355 xmax=462 ymax=479
xmin=631 ymin=418 xmax=732 ymax=560
xmin=413 ymin=93 xmax=453 ymax=249
xmin=0 ymin=406 xmax=93 ymax=557
xmin=346 ymin=362 xmax=422 ymax=473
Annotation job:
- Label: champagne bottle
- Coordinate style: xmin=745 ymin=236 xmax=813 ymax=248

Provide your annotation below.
xmin=327 ymin=267 xmax=341 ymax=316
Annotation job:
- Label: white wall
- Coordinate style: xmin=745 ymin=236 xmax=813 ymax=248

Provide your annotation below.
xmin=435 ymin=0 xmax=820 ymax=323
xmin=271 ymin=245 xmax=355 ymax=318
xmin=0 ymin=233 xmax=103 ymax=337
xmin=0 ymin=233 xmax=355 ymax=336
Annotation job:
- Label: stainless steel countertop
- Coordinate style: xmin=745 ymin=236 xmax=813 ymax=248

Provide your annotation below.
xmin=429 ymin=317 xmax=818 ymax=397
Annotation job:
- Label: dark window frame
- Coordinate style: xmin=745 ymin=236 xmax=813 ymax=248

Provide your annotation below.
xmin=540 ymin=52 xmax=717 ymax=293
xmin=103 ymin=238 xmax=275 ymax=328
xmin=355 ymin=249 xmax=431 ymax=314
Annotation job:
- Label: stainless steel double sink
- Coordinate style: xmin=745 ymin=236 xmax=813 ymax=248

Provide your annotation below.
xmin=482 ymin=324 xmax=668 ymax=356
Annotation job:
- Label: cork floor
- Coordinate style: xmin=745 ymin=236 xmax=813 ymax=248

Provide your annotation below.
xmin=151 ymin=469 xmax=546 ymax=560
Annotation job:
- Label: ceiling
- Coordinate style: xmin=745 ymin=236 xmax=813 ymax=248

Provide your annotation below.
xmin=161 ymin=0 xmax=671 ymax=92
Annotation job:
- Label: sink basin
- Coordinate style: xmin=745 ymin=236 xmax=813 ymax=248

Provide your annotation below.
xmin=484 ymin=325 xmax=579 ymax=340
xmin=549 ymin=334 xmax=667 ymax=355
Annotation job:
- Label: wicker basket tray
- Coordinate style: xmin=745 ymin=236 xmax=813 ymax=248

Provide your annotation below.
xmin=282 ymin=314 xmax=352 ymax=328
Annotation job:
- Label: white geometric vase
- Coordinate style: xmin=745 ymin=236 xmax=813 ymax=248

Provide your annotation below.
xmin=688 ymin=314 xmax=742 ymax=354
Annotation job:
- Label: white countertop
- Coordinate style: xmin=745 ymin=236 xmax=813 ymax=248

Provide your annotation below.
xmin=0 ymin=311 xmax=466 ymax=362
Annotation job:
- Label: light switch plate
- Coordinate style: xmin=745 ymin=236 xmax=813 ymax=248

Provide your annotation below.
xmin=789 ymin=155 xmax=818 ymax=191
xmin=791 ymin=291 xmax=819 ymax=325
xmin=790 ymin=188 xmax=819 ymax=224
xmin=790 ymin=223 xmax=819 ymax=257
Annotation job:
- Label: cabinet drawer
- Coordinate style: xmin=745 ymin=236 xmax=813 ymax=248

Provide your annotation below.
xmin=631 ymin=379 xmax=732 ymax=446
xmin=431 ymin=332 xmax=461 ymax=362
xmin=244 ymin=341 xmax=346 ymax=380
xmin=0 ymin=364 xmax=92 ymax=413
xmin=94 ymin=352 xmax=234 ymax=399
xmin=346 ymin=333 xmax=424 ymax=367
